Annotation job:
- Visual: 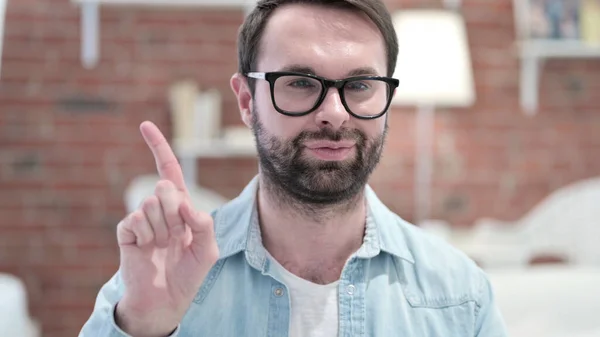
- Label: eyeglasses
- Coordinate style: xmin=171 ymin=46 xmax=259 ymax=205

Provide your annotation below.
xmin=245 ymin=71 xmax=399 ymax=120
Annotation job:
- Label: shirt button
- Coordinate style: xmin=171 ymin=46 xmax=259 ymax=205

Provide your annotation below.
xmin=274 ymin=287 xmax=284 ymax=297
xmin=346 ymin=284 xmax=355 ymax=295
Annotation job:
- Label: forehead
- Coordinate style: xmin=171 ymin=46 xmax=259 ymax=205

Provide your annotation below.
xmin=257 ymin=4 xmax=388 ymax=78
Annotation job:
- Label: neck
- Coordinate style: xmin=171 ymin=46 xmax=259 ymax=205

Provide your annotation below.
xmin=257 ymin=175 xmax=367 ymax=284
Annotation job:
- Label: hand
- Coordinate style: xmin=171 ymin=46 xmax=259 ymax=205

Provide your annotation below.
xmin=115 ymin=121 xmax=219 ymax=337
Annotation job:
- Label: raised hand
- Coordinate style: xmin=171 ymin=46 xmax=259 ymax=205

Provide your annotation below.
xmin=115 ymin=121 xmax=219 ymax=337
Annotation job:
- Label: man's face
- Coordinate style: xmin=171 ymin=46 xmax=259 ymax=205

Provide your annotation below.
xmin=248 ymin=4 xmax=391 ymax=205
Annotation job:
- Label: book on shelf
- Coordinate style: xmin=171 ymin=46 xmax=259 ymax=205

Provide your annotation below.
xmin=526 ymin=0 xmax=600 ymax=45
xmin=580 ymin=0 xmax=600 ymax=45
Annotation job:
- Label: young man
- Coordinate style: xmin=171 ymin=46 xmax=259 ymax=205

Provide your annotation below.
xmin=80 ymin=1 xmax=507 ymax=336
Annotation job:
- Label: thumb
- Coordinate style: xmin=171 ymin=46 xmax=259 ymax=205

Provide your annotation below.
xmin=179 ymin=201 xmax=216 ymax=249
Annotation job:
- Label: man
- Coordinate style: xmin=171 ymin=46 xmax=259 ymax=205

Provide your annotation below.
xmin=80 ymin=0 xmax=507 ymax=336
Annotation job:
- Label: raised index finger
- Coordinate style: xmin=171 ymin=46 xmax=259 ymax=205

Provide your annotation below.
xmin=139 ymin=121 xmax=188 ymax=194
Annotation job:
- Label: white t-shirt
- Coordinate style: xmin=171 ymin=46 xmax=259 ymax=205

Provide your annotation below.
xmin=266 ymin=251 xmax=339 ymax=337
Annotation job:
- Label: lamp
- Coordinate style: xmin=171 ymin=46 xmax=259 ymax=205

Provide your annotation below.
xmin=391 ymin=3 xmax=475 ymax=224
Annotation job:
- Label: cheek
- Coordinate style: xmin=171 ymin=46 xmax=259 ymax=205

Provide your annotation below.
xmin=255 ymin=108 xmax=311 ymax=140
xmin=359 ymin=120 xmax=386 ymax=141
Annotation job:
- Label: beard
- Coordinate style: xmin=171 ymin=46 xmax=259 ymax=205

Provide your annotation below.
xmin=251 ymin=106 xmax=387 ymax=211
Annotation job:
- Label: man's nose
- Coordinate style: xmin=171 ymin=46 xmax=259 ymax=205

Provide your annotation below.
xmin=314 ymin=87 xmax=350 ymax=130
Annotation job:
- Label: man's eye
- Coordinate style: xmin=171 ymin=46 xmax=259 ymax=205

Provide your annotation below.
xmin=289 ymin=80 xmax=315 ymax=88
xmin=346 ymin=81 xmax=370 ymax=91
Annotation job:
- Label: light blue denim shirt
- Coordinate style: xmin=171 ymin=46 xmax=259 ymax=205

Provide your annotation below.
xmin=80 ymin=176 xmax=507 ymax=336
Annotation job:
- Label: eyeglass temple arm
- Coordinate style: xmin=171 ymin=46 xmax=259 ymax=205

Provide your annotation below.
xmin=246 ymin=72 xmax=265 ymax=80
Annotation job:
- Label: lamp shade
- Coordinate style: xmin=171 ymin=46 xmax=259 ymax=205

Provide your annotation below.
xmin=392 ymin=9 xmax=475 ymax=107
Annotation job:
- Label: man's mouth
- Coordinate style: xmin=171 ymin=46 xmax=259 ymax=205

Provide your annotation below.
xmin=303 ymin=140 xmax=356 ymax=161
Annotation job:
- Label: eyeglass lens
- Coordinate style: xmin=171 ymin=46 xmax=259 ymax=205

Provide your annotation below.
xmin=272 ymin=75 xmax=390 ymax=116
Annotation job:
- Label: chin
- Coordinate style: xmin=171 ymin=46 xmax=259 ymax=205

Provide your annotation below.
xmin=301 ymin=169 xmax=353 ymax=191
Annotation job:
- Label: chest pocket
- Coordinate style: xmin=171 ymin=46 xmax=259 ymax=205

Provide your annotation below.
xmin=401 ymin=284 xmax=477 ymax=337
xmin=364 ymin=254 xmax=479 ymax=337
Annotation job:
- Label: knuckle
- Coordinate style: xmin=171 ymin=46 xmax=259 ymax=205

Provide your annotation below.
xmin=116 ymin=219 xmax=127 ymax=236
xmin=142 ymin=195 xmax=159 ymax=212
xmin=196 ymin=211 xmax=214 ymax=226
xmin=117 ymin=214 xmax=130 ymax=228
xmin=154 ymin=179 xmax=174 ymax=194
xmin=130 ymin=211 xmax=143 ymax=224
xmin=130 ymin=212 xmax=146 ymax=230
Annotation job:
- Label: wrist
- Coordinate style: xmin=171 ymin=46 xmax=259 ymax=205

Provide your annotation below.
xmin=115 ymin=300 xmax=179 ymax=337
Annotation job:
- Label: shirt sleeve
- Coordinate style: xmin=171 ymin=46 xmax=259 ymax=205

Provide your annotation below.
xmin=78 ymin=269 xmax=181 ymax=337
xmin=474 ymin=271 xmax=508 ymax=337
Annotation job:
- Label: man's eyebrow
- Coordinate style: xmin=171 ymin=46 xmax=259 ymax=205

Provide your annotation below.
xmin=346 ymin=67 xmax=379 ymax=77
xmin=277 ymin=65 xmax=381 ymax=77
xmin=278 ymin=65 xmax=317 ymax=75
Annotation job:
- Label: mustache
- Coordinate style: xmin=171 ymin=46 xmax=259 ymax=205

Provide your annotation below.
xmin=292 ymin=128 xmax=366 ymax=147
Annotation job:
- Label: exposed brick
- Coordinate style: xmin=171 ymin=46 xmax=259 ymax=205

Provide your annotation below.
xmin=1 ymin=0 xmax=600 ymax=335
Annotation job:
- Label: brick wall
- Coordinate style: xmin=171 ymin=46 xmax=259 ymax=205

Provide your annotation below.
xmin=0 ymin=0 xmax=598 ymax=335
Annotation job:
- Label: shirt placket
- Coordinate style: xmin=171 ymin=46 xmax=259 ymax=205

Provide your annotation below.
xmin=338 ymin=256 xmax=366 ymax=337
xmin=266 ymin=279 xmax=291 ymax=337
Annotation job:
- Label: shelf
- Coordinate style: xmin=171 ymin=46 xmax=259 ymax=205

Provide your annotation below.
xmin=173 ymin=137 xmax=257 ymax=186
xmin=71 ymin=0 xmax=256 ymax=69
xmin=173 ymin=138 xmax=257 ymax=158
xmin=73 ymin=0 xmax=255 ymax=7
xmin=517 ymin=39 xmax=600 ymax=116
xmin=520 ymin=39 xmax=600 ymax=58
xmin=512 ymin=0 xmax=600 ymax=115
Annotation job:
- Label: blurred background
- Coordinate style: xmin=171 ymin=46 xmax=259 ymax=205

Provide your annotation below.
xmin=0 ymin=0 xmax=599 ymax=336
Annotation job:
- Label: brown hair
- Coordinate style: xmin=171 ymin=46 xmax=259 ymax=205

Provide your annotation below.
xmin=237 ymin=0 xmax=399 ymax=94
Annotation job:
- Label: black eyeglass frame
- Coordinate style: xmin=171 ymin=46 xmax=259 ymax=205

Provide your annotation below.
xmin=245 ymin=71 xmax=400 ymax=120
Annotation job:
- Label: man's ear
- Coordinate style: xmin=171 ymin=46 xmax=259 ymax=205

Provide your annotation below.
xmin=230 ymin=73 xmax=253 ymax=128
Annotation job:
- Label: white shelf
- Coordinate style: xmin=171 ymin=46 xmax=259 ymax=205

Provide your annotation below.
xmin=512 ymin=0 xmax=600 ymax=115
xmin=520 ymin=39 xmax=600 ymax=58
xmin=517 ymin=39 xmax=600 ymax=116
xmin=71 ymin=0 xmax=257 ymax=69
xmin=74 ymin=0 xmax=256 ymax=7
xmin=174 ymin=138 xmax=257 ymax=158
xmin=173 ymin=138 xmax=257 ymax=186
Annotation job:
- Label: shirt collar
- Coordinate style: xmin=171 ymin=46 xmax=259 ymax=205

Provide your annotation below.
xmin=212 ymin=175 xmax=415 ymax=270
